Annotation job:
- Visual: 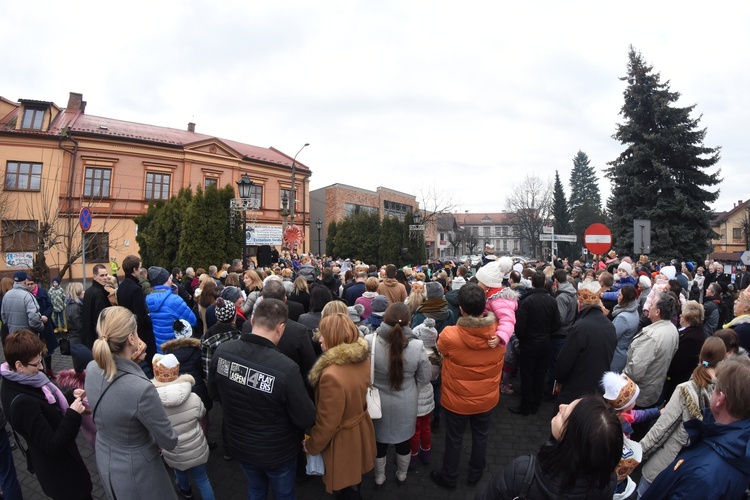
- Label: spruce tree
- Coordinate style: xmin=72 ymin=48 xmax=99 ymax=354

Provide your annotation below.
xmin=552 ymin=170 xmax=573 ymax=259
xmin=606 ymin=47 xmax=720 ymax=261
xmin=326 ymin=221 xmax=337 ymax=257
xmin=569 ymin=150 xmax=604 ymax=255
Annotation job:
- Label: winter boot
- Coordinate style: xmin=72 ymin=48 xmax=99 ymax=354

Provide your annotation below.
xmin=408 ymin=453 xmax=419 ymax=471
xmin=418 ymin=447 xmax=432 ymax=465
xmin=396 ymin=453 xmax=411 ymax=485
xmin=374 ymin=456 xmax=386 ymax=486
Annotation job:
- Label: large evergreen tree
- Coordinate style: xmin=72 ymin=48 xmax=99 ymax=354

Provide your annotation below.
xmin=326 ymin=221 xmax=337 ymax=257
xmin=606 ymin=47 xmax=721 ymax=261
xmin=552 ymin=170 xmax=573 ymax=260
xmin=569 ymin=150 xmax=604 ymax=257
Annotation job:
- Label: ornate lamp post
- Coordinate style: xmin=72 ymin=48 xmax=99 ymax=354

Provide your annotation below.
xmin=281 ymin=191 xmax=290 ymax=230
xmin=315 ymin=219 xmax=323 ymax=257
xmin=289 ymin=143 xmax=309 ymax=227
xmin=236 ymin=174 xmax=254 ymax=270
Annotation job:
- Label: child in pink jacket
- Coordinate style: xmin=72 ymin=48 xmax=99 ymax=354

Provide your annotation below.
xmin=475 ymin=257 xmax=519 ymax=348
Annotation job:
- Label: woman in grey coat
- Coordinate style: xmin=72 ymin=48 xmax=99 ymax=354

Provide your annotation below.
xmin=85 ymin=306 xmax=179 ymax=500
xmin=610 ymin=286 xmax=640 ymax=373
xmin=365 ymin=302 xmax=431 ymax=487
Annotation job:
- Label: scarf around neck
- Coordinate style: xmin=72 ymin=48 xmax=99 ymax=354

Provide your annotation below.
xmin=1 ymin=362 xmax=69 ymax=413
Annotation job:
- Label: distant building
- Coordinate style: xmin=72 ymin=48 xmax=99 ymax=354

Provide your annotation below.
xmin=0 ymin=92 xmax=311 ymax=280
xmin=310 ymin=184 xmax=418 ymax=255
xmin=711 ymin=199 xmax=749 ymax=262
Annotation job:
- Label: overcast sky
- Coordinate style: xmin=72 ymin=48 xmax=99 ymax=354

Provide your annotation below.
xmin=2 ymin=1 xmax=747 ymax=216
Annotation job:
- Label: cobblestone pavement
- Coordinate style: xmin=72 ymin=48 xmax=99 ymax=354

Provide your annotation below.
xmin=3 ymin=350 xmax=558 ymax=499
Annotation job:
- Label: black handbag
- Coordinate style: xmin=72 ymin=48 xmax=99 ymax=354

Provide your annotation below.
xmin=59 ymin=335 xmax=71 ymax=355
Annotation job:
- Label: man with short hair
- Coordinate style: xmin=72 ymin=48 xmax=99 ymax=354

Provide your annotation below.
xmin=344 ymin=271 xmax=368 ymax=306
xmin=431 ymin=283 xmax=504 ymax=489
xmin=451 ymin=266 xmax=468 ymax=291
xmin=209 ymin=298 xmax=316 ymax=499
xmin=377 ymin=264 xmax=407 ymax=304
xmin=546 ymin=268 xmax=577 ymax=395
xmin=624 ymin=294 xmax=679 ymax=408
xmin=510 ymin=272 xmax=560 ymax=415
xmin=1 ymin=271 xmax=44 ymax=335
xmin=82 ymin=264 xmax=112 ymax=349
xmin=117 ymin=255 xmax=156 ymax=364
xmin=642 ymin=356 xmax=750 ymax=499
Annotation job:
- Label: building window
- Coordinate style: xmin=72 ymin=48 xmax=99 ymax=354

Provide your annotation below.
xmin=470 ymin=226 xmax=478 ymax=236
xmin=4 ymin=161 xmax=42 ymax=191
xmin=84 ymin=232 xmax=109 ymax=262
xmin=84 ymin=167 xmax=111 ymax=198
xmin=145 ymin=172 xmax=171 ymax=200
xmin=503 ymin=239 xmax=508 ymax=251
xmin=483 ymin=226 xmax=490 ymax=236
xmin=344 ymin=203 xmax=378 ymax=217
xmin=21 ymin=108 xmax=44 ymax=130
xmin=248 ymin=184 xmax=263 ymax=207
xmin=280 ymin=188 xmax=299 ymax=209
xmin=733 ymin=228 xmax=742 ymax=241
xmin=383 ymin=200 xmax=413 ymax=220
xmin=1 ymin=220 xmax=38 ymax=252
xmin=204 ymin=178 xmax=218 ymax=190
xmin=502 ymin=226 xmax=509 ymax=236
xmin=494 ymin=227 xmax=502 ymax=237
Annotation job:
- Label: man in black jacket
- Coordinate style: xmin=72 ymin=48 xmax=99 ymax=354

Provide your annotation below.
xmin=555 ymin=281 xmax=617 ymax=405
xmin=209 ymin=298 xmax=315 ymax=498
xmin=117 ymin=255 xmax=156 ymax=364
xmin=81 ymin=264 xmax=111 ymax=349
xmin=510 ymin=272 xmax=561 ymax=416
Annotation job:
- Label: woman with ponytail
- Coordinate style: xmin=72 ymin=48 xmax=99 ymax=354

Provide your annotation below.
xmin=85 ymin=306 xmax=179 ymax=499
xmin=365 ymin=302 xmax=431 ymax=487
xmin=637 ymin=336 xmax=727 ymax=497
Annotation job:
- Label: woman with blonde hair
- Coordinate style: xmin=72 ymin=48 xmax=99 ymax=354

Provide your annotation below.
xmin=85 ymin=306 xmax=179 ymax=499
xmin=289 ymin=276 xmax=311 ymax=313
xmin=637 ymin=336 xmax=727 ymax=497
xmin=405 ymin=281 xmax=426 ymax=316
xmin=65 ymin=281 xmax=85 ymax=345
xmin=305 ymin=313 xmax=376 ymax=498
xmin=322 ymin=300 xmax=348 ymax=318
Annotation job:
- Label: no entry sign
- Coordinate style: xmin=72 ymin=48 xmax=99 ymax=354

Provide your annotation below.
xmin=584 ymin=223 xmax=612 ymax=255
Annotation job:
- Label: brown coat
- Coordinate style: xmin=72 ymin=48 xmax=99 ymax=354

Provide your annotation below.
xmin=306 ymin=338 xmax=376 ymax=492
xmin=377 ymin=278 xmax=407 ymax=305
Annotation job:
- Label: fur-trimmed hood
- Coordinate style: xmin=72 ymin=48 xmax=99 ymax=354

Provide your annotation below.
xmin=308 ymin=338 xmax=369 ymax=387
xmin=161 ymin=337 xmax=201 ymax=354
xmin=456 ymin=312 xmax=497 ymax=329
xmin=488 ymin=287 xmax=519 ymax=302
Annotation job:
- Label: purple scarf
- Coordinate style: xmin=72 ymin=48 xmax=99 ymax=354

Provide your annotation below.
xmin=0 ymin=362 xmax=69 ymax=413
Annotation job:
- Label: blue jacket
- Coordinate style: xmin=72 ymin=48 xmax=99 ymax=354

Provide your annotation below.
xmin=643 ymin=409 xmax=750 ymax=500
xmin=145 ymin=285 xmax=196 ymax=354
xmin=602 ymin=275 xmax=637 ymax=302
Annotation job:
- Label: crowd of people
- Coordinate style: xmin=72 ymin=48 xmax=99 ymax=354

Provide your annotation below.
xmin=0 ymin=246 xmax=749 ymax=499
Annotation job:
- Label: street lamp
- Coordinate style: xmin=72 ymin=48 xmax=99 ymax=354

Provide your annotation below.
xmin=315 ymin=219 xmax=323 ymax=257
xmin=281 ymin=191 xmax=290 ymax=230
xmin=289 ymin=143 xmax=309 ymax=227
xmin=236 ymin=174 xmax=254 ymax=270
xmin=413 ymin=211 xmax=422 ymax=225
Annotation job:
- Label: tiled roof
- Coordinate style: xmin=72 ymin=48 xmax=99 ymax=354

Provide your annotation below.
xmin=0 ymin=97 xmax=308 ymax=171
xmin=712 ymin=199 xmax=749 ymax=225
xmin=462 ymin=212 xmax=515 ymax=225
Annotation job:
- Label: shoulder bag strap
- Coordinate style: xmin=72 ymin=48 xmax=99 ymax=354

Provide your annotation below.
xmin=92 ymin=371 xmax=131 ymax=419
xmin=514 ymin=454 xmax=536 ymax=500
xmin=370 ymin=333 xmax=377 ymax=385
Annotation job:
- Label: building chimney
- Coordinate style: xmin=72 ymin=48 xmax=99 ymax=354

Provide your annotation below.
xmin=67 ymin=92 xmax=86 ymax=113
xmin=188 ymin=122 xmax=195 ymax=133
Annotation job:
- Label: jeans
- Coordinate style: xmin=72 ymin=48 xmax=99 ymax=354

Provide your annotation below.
xmin=0 ymin=428 xmax=22 ymax=500
xmin=438 ymin=408 xmax=492 ymax=485
xmin=175 ymin=463 xmax=215 ymax=500
xmin=546 ymin=336 xmax=566 ymax=394
xmin=240 ymin=456 xmax=297 ymax=500
xmin=636 ymin=476 xmax=651 ymax=498
xmin=431 ymin=378 xmax=442 ymax=417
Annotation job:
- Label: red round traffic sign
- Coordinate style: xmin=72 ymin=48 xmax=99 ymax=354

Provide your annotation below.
xmin=584 ymin=223 xmax=612 ymax=255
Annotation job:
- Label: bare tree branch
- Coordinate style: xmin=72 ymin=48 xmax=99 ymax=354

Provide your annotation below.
xmin=505 ymin=174 xmax=553 ymax=259
xmin=416 ymin=185 xmax=460 ymax=224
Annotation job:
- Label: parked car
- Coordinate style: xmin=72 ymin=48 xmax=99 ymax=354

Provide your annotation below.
xmin=469 ymin=255 xmax=482 ymax=267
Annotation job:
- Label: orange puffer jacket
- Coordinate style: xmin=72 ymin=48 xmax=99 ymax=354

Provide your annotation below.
xmin=438 ymin=312 xmax=505 ymax=415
